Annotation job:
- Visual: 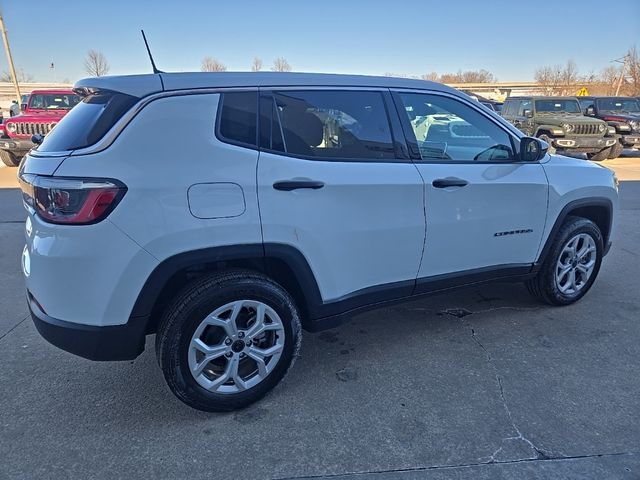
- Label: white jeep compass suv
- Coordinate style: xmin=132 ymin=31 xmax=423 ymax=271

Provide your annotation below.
xmin=19 ymin=72 xmax=618 ymax=411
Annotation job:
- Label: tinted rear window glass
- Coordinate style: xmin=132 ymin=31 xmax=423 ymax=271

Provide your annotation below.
xmin=272 ymin=90 xmax=395 ymax=160
xmin=36 ymin=91 xmax=138 ymax=152
xmin=218 ymin=92 xmax=258 ymax=146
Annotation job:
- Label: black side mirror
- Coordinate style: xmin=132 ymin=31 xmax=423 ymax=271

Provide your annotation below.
xmin=523 ymin=109 xmax=533 ymax=118
xmin=520 ymin=136 xmax=548 ymax=162
xmin=586 ymin=106 xmax=595 ymax=116
xmin=31 ymin=134 xmax=44 ymax=145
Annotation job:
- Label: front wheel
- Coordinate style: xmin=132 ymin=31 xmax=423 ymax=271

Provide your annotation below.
xmin=526 ymin=217 xmax=603 ymax=306
xmin=156 ymin=270 xmax=302 ymax=411
xmin=0 ymin=150 xmax=19 ymax=167
xmin=607 ymin=141 xmax=624 ymax=159
xmin=586 ymin=148 xmax=611 ymax=162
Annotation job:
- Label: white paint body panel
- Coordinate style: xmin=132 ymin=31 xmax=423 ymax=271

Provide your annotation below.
xmin=538 ymin=154 xmax=619 ymax=257
xmin=21 ymin=78 xmax=619 ymax=329
xmin=257 ymin=152 xmax=425 ymax=301
xmin=415 ymin=162 xmax=549 ymax=276
xmin=26 ymin=93 xmax=262 ymax=326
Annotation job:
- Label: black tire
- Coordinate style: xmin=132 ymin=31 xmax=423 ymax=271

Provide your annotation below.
xmin=0 ymin=150 xmax=19 ymax=167
xmin=156 ymin=270 xmax=302 ymax=412
xmin=537 ymin=134 xmax=556 ymax=155
xmin=586 ymin=148 xmax=611 ymax=162
xmin=607 ymin=141 xmax=624 ymax=159
xmin=526 ymin=216 xmax=603 ymax=306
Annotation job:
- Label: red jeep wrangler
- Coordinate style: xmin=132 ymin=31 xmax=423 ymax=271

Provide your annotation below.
xmin=0 ymin=89 xmax=80 ymax=166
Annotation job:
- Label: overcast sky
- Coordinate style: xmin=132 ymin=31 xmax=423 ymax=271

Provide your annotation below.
xmin=1 ymin=0 xmax=639 ymax=83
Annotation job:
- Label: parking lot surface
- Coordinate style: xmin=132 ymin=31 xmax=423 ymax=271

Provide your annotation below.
xmin=1 ymin=154 xmax=639 ymax=479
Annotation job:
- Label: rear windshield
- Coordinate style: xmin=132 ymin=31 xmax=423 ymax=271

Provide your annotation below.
xmin=36 ymin=90 xmax=138 ymax=152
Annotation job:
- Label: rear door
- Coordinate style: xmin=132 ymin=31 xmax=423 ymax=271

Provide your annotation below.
xmin=257 ymin=89 xmax=425 ymax=311
xmin=392 ymin=90 xmax=548 ymax=285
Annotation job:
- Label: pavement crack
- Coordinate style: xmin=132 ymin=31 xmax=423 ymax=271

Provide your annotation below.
xmin=273 ymin=451 xmax=638 ymax=479
xmin=0 ymin=315 xmax=28 ymax=343
xmin=453 ymin=313 xmax=557 ymax=463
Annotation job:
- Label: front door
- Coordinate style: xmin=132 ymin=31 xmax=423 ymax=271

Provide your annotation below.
xmin=392 ymin=91 xmax=548 ymax=286
xmin=257 ymin=89 xmax=425 ymax=309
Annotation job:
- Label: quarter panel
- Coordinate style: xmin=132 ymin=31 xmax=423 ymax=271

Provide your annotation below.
xmin=55 ymin=93 xmax=263 ymax=261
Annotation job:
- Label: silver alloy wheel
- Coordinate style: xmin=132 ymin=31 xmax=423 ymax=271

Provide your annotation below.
xmin=555 ymin=233 xmax=597 ymax=295
xmin=188 ymin=300 xmax=285 ymax=394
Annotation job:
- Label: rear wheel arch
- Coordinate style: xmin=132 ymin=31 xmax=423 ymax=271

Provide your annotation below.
xmin=132 ymin=244 xmax=323 ymax=335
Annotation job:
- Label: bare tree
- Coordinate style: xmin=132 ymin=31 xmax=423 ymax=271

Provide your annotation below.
xmin=251 ymin=57 xmax=263 ymax=72
xmin=421 ymin=72 xmax=439 ymax=81
xmin=84 ymin=50 xmax=110 ymax=77
xmin=535 ymin=60 xmax=580 ymax=95
xmin=626 ymin=46 xmax=640 ymax=96
xmin=435 ymin=70 xmax=496 ymax=84
xmin=1 ymin=70 xmax=34 ymax=82
xmin=201 ymin=56 xmax=227 ymax=72
xmin=271 ymin=57 xmax=292 ymax=72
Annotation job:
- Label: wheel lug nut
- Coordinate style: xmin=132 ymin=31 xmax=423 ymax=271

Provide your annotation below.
xmin=225 ymin=338 xmax=232 ymax=345
xmin=240 ymin=353 xmax=246 ymax=358
xmin=225 ymin=352 xmax=233 ymax=358
xmin=245 ymin=340 xmax=252 ymax=347
xmin=238 ymin=332 xmax=245 ymax=339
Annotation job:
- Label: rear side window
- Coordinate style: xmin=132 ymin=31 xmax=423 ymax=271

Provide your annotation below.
xmin=270 ymin=90 xmax=396 ymax=160
xmin=37 ymin=91 xmax=138 ymax=152
xmin=217 ymin=91 xmax=258 ymax=147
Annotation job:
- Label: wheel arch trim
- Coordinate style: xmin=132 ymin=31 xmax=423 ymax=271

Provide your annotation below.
xmin=534 ymin=197 xmax=613 ymax=270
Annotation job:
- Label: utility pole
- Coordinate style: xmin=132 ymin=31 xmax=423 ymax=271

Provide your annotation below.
xmin=0 ymin=9 xmax=21 ymax=104
xmin=614 ymin=55 xmax=628 ymax=96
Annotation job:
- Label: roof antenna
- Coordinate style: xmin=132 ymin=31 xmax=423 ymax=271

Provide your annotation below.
xmin=141 ymin=29 xmax=163 ymax=74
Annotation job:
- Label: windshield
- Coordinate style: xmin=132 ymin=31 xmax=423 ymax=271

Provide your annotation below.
xmin=534 ymin=99 xmax=581 ymax=113
xmin=596 ymin=97 xmax=640 ymax=113
xmin=28 ymin=93 xmax=81 ymax=110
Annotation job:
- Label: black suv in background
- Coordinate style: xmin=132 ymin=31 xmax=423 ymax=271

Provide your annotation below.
xmin=577 ymin=96 xmax=640 ymax=157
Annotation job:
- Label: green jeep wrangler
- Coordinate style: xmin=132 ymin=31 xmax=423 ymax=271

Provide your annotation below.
xmin=501 ymin=96 xmax=617 ymax=160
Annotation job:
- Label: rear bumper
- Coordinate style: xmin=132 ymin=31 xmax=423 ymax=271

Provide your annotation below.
xmin=29 ymin=294 xmax=148 ymax=361
xmin=552 ymin=136 xmax=617 ymax=151
xmin=0 ymin=137 xmax=34 ymax=155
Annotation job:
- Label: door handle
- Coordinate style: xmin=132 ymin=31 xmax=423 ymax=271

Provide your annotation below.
xmin=273 ymin=180 xmax=325 ymax=191
xmin=432 ymin=177 xmax=469 ymax=188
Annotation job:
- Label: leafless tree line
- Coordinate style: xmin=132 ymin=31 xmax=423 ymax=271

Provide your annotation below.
xmin=201 ymin=56 xmax=291 ymax=72
xmin=535 ymin=47 xmax=640 ymax=96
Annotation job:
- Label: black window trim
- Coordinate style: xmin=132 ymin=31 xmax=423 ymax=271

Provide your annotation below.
xmin=256 ymin=87 xmax=413 ymax=164
xmin=390 ymin=89 xmax=525 ymax=165
xmin=214 ymin=90 xmax=260 ymax=151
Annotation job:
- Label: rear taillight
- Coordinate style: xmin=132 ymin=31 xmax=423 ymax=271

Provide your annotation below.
xmin=18 ymin=174 xmax=126 ymax=225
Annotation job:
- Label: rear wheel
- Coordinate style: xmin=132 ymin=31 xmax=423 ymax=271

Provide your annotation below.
xmin=156 ymin=270 xmax=301 ymax=412
xmin=586 ymin=148 xmax=611 ymax=162
xmin=527 ymin=217 xmax=603 ymax=306
xmin=607 ymin=141 xmax=624 ymax=159
xmin=537 ymin=134 xmax=556 ymax=155
xmin=0 ymin=150 xmax=19 ymax=167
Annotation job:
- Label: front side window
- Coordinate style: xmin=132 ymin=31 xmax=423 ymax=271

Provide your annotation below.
xmin=517 ymin=100 xmax=532 ymax=116
xmin=218 ymin=91 xmax=258 ymax=147
xmin=270 ymin=90 xmax=395 ymax=160
xmin=29 ymin=93 xmax=81 ymax=110
xmin=534 ymin=99 xmax=581 ymax=114
xmin=578 ymin=98 xmax=595 ymax=112
xmin=397 ymin=93 xmax=515 ymax=162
